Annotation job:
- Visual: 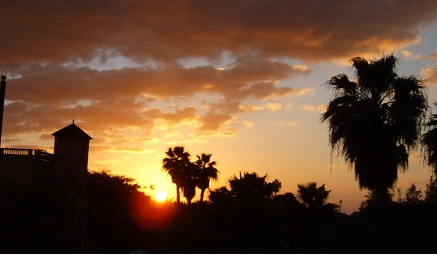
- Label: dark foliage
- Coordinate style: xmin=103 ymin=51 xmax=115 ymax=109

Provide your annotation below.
xmin=423 ymin=102 xmax=437 ymax=173
xmin=322 ymin=55 xmax=427 ymax=198
xmin=162 ymin=147 xmax=220 ymax=205
xmin=3 ymin=170 xmax=437 ymax=253
xmin=86 ymin=171 xmax=153 ymax=253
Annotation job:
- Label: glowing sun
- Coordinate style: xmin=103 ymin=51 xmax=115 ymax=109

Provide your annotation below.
xmin=155 ymin=190 xmax=167 ymax=203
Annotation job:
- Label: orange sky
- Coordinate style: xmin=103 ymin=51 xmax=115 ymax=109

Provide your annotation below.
xmin=2 ymin=1 xmax=437 ymax=214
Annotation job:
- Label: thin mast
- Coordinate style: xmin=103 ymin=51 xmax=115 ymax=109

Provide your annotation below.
xmin=0 ymin=75 xmax=6 ymax=148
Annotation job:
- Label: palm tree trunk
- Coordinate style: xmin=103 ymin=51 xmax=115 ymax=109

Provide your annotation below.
xmin=176 ymin=185 xmax=180 ymax=204
xmin=200 ymin=189 xmax=205 ymax=202
xmin=374 ymin=187 xmax=391 ymax=205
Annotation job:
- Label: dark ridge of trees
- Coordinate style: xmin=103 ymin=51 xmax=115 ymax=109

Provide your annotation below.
xmin=322 ymin=55 xmax=428 ymax=203
xmin=3 ymin=168 xmax=437 ymax=253
xmin=86 ymin=171 xmax=154 ymax=253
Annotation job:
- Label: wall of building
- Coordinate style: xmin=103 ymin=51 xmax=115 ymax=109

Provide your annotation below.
xmin=0 ymin=149 xmax=49 ymax=188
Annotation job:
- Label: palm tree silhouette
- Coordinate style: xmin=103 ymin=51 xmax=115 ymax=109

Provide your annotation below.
xmin=162 ymin=146 xmax=191 ymax=204
xmin=297 ymin=182 xmax=330 ymax=208
xmin=267 ymin=179 xmax=282 ymax=197
xmin=321 ymin=55 xmax=427 ymax=201
xmin=182 ymin=166 xmax=197 ymax=205
xmin=423 ymin=102 xmax=437 ymax=174
xmin=229 ymin=172 xmax=281 ymax=202
xmin=194 ymin=153 xmax=219 ymax=202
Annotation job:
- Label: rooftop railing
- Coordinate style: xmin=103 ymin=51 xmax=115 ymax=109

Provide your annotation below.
xmin=0 ymin=148 xmax=54 ymax=163
xmin=0 ymin=148 xmax=45 ymax=156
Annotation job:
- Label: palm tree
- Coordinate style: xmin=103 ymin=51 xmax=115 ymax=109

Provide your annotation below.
xmin=182 ymin=167 xmax=197 ymax=205
xmin=228 ymin=172 xmax=281 ymax=202
xmin=297 ymin=182 xmax=330 ymax=208
xmin=423 ymin=102 xmax=437 ymax=173
xmin=162 ymin=146 xmax=191 ymax=204
xmin=267 ymin=179 xmax=282 ymax=197
xmin=194 ymin=153 xmax=219 ymax=202
xmin=321 ymin=55 xmax=427 ymax=201
xmin=423 ymin=103 xmax=437 ymax=207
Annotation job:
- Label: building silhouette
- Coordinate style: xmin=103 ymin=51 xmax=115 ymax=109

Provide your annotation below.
xmin=0 ymin=122 xmax=96 ymax=252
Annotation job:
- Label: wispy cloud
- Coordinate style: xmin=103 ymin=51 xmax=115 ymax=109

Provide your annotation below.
xmin=275 ymin=120 xmax=299 ymax=128
xmin=302 ymin=104 xmax=327 ymax=113
xmin=401 ymin=50 xmax=422 ymax=60
xmin=422 ymin=68 xmax=437 ymax=86
xmin=240 ymin=103 xmax=283 ymax=112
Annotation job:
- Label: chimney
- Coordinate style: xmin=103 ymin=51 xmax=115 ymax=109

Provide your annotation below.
xmin=0 ymin=75 xmax=6 ymax=147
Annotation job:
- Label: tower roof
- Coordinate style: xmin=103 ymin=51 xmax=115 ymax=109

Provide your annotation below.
xmin=52 ymin=123 xmax=92 ymax=140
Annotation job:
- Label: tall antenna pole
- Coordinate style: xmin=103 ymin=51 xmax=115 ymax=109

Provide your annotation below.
xmin=0 ymin=75 xmax=6 ymax=148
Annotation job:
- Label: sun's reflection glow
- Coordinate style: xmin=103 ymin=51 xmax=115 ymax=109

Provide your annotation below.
xmin=156 ymin=190 xmax=167 ymax=203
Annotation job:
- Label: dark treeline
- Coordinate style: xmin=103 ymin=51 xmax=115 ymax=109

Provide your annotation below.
xmin=87 ymin=170 xmax=437 ymax=253
xmin=3 ymin=169 xmax=437 ymax=253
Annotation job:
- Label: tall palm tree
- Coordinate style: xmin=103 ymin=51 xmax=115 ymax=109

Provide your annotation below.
xmin=194 ymin=153 xmax=219 ymax=202
xmin=182 ymin=162 xmax=198 ymax=205
xmin=322 ymin=55 xmax=427 ymax=200
xmin=162 ymin=146 xmax=191 ymax=204
xmin=182 ymin=171 xmax=197 ymax=205
xmin=423 ymin=102 xmax=437 ymax=173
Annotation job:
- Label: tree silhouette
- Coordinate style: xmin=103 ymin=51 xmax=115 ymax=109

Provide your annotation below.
xmin=404 ymin=184 xmax=423 ymax=206
xmin=321 ymin=55 xmax=427 ymax=201
xmin=425 ymin=174 xmax=437 ymax=207
xmin=86 ymin=171 xmax=152 ymax=253
xmin=162 ymin=146 xmax=191 ymax=204
xmin=182 ymin=162 xmax=197 ymax=205
xmin=208 ymin=186 xmax=233 ymax=206
xmin=229 ymin=172 xmax=281 ymax=202
xmin=297 ymin=182 xmax=330 ymax=208
xmin=194 ymin=153 xmax=219 ymax=202
xmin=209 ymin=172 xmax=281 ymax=205
xmin=423 ymin=102 xmax=437 ymax=173
xmin=268 ymin=179 xmax=282 ymax=196
xmin=87 ymin=171 xmax=142 ymax=217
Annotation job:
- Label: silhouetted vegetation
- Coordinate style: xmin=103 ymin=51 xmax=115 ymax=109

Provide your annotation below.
xmin=162 ymin=146 xmax=219 ymax=204
xmin=322 ymin=55 xmax=428 ymax=203
xmin=3 ymin=165 xmax=437 ymax=253
xmin=162 ymin=146 xmax=191 ymax=204
xmin=297 ymin=182 xmax=333 ymax=209
xmin=194 ymin=153 xmax=219 ymax=202
xmin=423 ymin=102 xmax=437 ymax=174
xmin=86 ymin=171 xmax=153 ymax=253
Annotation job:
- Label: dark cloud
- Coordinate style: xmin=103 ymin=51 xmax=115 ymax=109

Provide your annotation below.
xmin=2 ymin=0 xmax=436 ymax=66
xmin=1 ymin=0 xmax=437 ymax=150
xmin=3 ymin=54 xmax=308 ymax=139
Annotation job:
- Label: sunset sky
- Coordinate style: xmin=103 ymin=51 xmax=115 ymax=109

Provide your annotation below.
xmin=2 ymin=1 xmax=437 ymax=214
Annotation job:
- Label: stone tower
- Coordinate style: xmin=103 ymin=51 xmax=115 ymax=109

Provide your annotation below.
xmin=52 ymin=122 xmax=92 ymax=196
xmin=52 ymin=123 xmax=94 ymax=250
